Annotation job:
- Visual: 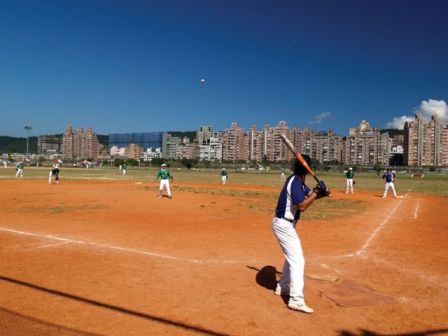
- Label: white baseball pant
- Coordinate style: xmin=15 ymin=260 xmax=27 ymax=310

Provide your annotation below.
xmin=272 ymin=217 xmax=305 ymax=303
xmin=383 ymin=182 xmax=397 ymax=198
xmin=159 ymin=179 xmax=171 ymax=197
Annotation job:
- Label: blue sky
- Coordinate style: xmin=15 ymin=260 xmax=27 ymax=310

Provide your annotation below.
xmin=1 ymin=0 xmax=448 ymax=137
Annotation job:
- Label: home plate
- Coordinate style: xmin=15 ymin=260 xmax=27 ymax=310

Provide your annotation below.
xmin=306 ymin=264 xmax=339 ymax=282
xmin=135 ymin=182 xmax=143 ymax=185
xmin=319 ymin=279 xmax=396 ymax=307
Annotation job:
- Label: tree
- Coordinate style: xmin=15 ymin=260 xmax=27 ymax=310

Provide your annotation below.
xmin=113 ymin=158 xmax=125 ymax=167
xmin=181 ymin=158 xmax=196 ymax=169
xmin=126 ymin=158 xmax=139 ymax=166
xmin=151 ymin=158 xmax=164 ymax=167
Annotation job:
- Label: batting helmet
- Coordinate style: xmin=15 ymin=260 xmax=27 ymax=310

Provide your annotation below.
xmin=293 ymin=155 xmax=312 ymax=176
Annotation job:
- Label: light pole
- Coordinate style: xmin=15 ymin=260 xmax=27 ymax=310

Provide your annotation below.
xmin=24 ymin=124 xmax=32 ymax=158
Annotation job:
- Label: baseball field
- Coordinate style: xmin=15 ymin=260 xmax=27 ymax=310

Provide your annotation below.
xmin=0 ymin=167 xmax=447 ymax=336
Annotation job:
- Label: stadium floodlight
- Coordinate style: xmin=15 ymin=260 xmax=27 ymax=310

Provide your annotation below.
xmin=24 ymin=123 xmax=32 ymax=157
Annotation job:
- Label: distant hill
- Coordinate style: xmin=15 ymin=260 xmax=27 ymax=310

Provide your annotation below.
xmin=380 ymin=129 xmax=404 ymax=136
xmin=168 ymin=131 xmax=196 ymax=142
xmin=97 ymin=134 xmax=109 ymax=147
xmin=0 ymin=136 xmax=38 ymax=153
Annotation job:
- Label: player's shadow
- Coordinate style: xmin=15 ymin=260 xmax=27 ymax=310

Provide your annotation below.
xmin=337 ymin=329 xmax=448 ymax=336
xmin=247 ymin=265 xmax=290 ymax=304
xmin=246 ymin=265 xmax=278 ymax=290
xmin=0 ymin=275 xmax=228 ymax=336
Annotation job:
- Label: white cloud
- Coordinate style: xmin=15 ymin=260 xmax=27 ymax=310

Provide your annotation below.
xmin=417 ymin=99 xmax=448 ymax=121
xmin=309 ymin=112 xmax=332 ymax=124
xmin=386 ymin=99 xmax=448 ymax=129
xmin=386 ymin=115 xmax=414 ymax=129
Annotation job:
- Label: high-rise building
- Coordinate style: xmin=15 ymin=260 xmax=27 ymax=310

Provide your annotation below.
xmin=311 ymin=130 xmax=343 ymax=163
xmin=344 ymin=120 xmax=390 ymax=166
xmin=197 ymin=126 xmax=223 ymax=161
xmin=197 ymin=126 xmax=215 ymax=145
xmin=62 ymin=126 xmax=100 ymax=160
xmin=262 ymin=121 xmax=293 ymax=162
xmin=222 ymin=122 xmax=246 ymax=162
xmin=37 ymin=134 xmax=62 ymax=155
xmin=245 ymin=125 xmax=264 ymax=162
xmin=125 ymin=143 xmax=144 ymax=160
xmin=404 ymin=114 xmax=448 ymax=166
xmin=164 ymin=134 xmax=197 ymax=160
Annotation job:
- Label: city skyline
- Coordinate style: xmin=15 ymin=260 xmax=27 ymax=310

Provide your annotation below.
xmin=1 ymin=1 xmax=448 ymax=137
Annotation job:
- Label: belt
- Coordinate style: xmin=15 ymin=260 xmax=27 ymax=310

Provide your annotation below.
xmin=276 ymin=217 xmax=296 ymax=224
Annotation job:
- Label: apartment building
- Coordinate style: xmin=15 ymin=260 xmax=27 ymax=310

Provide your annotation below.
xmin=125 ymin=143 xmax=144 ymax=160
xmin=262 ymin=121 xmax=293 ymax=162
xmin=164 ymin=134 xmax=197 ymax=160
xmin=344 ymin=120 xmax=390 ymax=166
xmin=404 ymin=114 xmax=448 ymax=166
xmin=197 ymin=126 xmax=223 ymax=161
xmin=245 ymin=125 xmax=264 ymax=162
xmin=62 ymin=126 xmax=100 ymax=160
xmin=311 ymin=130 xmax=343 ymax=163
xmin=222 ymin=122 xmax=246 ymax=162
xmin=37 ymin=134 xmax=62 ymax=155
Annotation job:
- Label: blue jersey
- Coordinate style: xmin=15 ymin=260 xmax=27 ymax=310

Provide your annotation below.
xmin=383 ymin=172 xmax=395 ymax=183
xmin=275 ymin=175 xmax=310 ymax=222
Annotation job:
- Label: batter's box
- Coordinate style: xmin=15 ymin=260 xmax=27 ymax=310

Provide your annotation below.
xmin=319 ymin=279 xmax=396 ymax=307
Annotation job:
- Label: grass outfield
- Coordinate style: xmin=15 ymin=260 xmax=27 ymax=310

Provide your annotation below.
xmin=1 ymin=165 xmax=447 ymax=197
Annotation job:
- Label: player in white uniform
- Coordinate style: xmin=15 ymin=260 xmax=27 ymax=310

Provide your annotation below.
xmin=49 ymin=160 xmax=62 ymax=184
xmin=272 ymin=156 xmax=330 ymax=313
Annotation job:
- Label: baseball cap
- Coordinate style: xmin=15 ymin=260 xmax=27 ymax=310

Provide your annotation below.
xmin=161 ymin=163 xmax=167 ymax=167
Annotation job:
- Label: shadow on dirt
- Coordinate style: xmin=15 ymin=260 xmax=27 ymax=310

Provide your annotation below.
xmin=0 ymin=306 xmax=104 ymax=336
xmin=0 ymin=275 xmax=228 ymax=336
xmin=337 ymin=328 xmax=448 ymax=336
xmin=246 ymin=265 xmax=280 ymax=291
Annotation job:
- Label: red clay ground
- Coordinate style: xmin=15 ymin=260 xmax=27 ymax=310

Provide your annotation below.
xmin=0 ymin=179 xmax=447 ymax=336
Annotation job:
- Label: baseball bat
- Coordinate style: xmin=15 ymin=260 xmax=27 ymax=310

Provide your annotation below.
xmin=279 ymin=134 xmax=320 ymax=185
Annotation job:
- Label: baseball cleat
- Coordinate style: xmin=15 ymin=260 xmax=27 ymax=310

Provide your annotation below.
xmin=274 ymin=285 xmax=289 ymax=296
xmin=288 ymin=300 xmax=314 ymax=314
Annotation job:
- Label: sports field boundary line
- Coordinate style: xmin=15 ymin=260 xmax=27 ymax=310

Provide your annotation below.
xmin=0 ymin=227 xmax=206 ymax=264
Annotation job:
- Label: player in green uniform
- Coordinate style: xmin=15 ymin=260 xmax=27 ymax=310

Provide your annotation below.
xmin=156 ymin=163 xmax=173 ymax=198
xmin=221 ymin=168 xmax=228 ymax=185
xmin=345 ymin=167 xmax=355 ymax=194
xmin=15 ymin=161 xmax=24 ymax=178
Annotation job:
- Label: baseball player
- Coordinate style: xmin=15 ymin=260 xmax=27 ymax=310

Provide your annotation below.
xmin=272 ymin=156 xmax=330 ymax=314
xmin=49 ymin=160 xmax=61 ymax=184
xmin=156 ymin=163 xmax=173 ymax=198
xmin=15 ymin=160 xmax=24 ymax=178
xmin=382 ymin=168 xmax=398 ymax=198
xmin=280 ymin=167 xmax=286 ymax=180
xmin=221 ymin=168 xmax=228 ymax=185
xmin=345 ymin=167 xmax=355 ymax=194
xmin=122 ymin=163 xmax=127 ymax=176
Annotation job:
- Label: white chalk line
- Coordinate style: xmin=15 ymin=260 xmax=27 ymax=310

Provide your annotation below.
xmin=0 ymin=227 xmax=207 ymax=264
xmin=310 ymin=189 xmax=414 ymax=273
xmin=414 ymin=200 xmax=420 ymax=219
xmin=35 ymin=241 xmax=70 ymax=249
xmin=355 ymin=189 xmax=415 ymax=257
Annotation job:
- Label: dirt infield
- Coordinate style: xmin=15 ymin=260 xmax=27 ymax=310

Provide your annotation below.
xmin=1 ymin=179 xmax=447 ymax=336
